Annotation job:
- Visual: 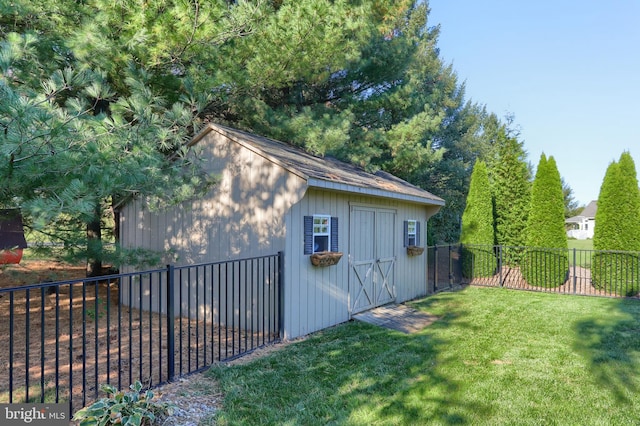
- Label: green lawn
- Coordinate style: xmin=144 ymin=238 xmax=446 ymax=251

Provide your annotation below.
xmin=568 ymin=239 xmax=594 ymax=251
xmin=568 ymin=239 xmax=594 ymax=267
xmin=207 ymin=286 xmax=640 ymax=425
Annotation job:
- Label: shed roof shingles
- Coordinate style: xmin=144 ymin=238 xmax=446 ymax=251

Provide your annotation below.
xmin=197 ymin=124 xmax=445 ymax=207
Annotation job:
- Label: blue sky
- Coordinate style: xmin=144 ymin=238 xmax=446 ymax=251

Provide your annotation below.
xmin=428 ymin=0 xmax=640 ymax=206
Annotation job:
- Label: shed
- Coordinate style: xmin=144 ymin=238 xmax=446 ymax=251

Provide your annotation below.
xmin=119 ymin=124 xmax=444 ymax=339
xmin=0 ymin=209 xmax=28 ymax=264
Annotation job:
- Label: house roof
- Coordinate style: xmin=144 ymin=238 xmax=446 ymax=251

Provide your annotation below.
xmin=565 ymin=200 xmax=597 ymax=223
xmin=581 ymin=200 xmax=598 ymax=218
xmin=193 ymin=124 xmax=445 ymax=207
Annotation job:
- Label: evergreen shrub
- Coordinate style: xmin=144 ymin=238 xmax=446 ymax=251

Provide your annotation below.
xmin=461 ymin=245 xmax=497 ymax=279
xmin=592 ymin=152 xmax=640 ymax=295
xmin=489 ymin=129 xmax=531 ymax=265
xmin=521 ymin=155 xmax=568 ymax=287
xmin=592 ymin=251 xmax=640 ymax=296
xmin=521 ymin=248 xmax=569 ymax=288
xmin=460 ymin=161 xmax=496 ymax=278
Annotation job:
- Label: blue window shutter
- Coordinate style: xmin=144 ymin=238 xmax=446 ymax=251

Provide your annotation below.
xmin=403 ymin=220 xmax=409 ymax=247
xmin=304 ymin=216 xmax=313 ymax=255
xmin=331 ymin=217 xmax=339 ymax=252
xmin=416 ymin=221 xmax=421 ymax=246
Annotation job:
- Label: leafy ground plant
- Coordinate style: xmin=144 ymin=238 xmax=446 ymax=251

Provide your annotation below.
xmin=207 ymin=286 xmax=640 ymax=425
xmin=72 ymin=381 xmax=174 ymax=426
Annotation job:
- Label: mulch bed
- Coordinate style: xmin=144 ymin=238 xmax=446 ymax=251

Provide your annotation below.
xmin=470 ymin=265 xmax=635 ymax=297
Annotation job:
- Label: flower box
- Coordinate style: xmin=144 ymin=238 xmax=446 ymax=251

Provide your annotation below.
xmin=406 ymin=246 xmax=424 ymax=256
xmin=310 ymin=251 xmax=343 ymax=267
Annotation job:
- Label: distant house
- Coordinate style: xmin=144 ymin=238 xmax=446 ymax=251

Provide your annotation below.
xmin=119 ymin=124 xmax=445 ymax=339
xmin=566 ymin=200 xmax=597 ymax=239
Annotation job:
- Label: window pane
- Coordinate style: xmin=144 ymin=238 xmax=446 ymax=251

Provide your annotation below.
xmin=312 ymin=215 xmax=332 ymax=251
xmin=408 ymin=220 xmax=416 ymax=235
xmin=313 ymin=215 xmax=330 ymax=235
xmin=314 ymin=235 xmax=329 ymax=252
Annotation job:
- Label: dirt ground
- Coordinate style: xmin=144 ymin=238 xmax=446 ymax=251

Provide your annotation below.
xmin=0 ymin=259 xmax=86 ymax=288
xmin=0 ymin=259 xmax=277 ymax=413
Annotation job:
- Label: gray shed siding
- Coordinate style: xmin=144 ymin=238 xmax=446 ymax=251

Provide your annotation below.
xmin=120 ymin=125 xmax=443 ymax=341
xmin=284 ymin=190 xmax=351 ymax=339
xmin=283 ymin=188 xmax=434 ymax=339
xmin=119 ymin=130 xmax=304 ymax=328
xmin=120 ymin=130 xmax=306 ymax=265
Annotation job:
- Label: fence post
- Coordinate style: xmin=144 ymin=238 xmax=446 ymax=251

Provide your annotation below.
xmin=166 ymin=265 xmax=175 ymax=382
xmin=448 ymin=245 xmax=453 ymax=286
xmin=434 ymin=246 xmax=439 ymax=291
xmin=277 ymin=251 xmax=285 ymax=339
xmin=426 ymin=246 xmax=434 ymax=294
xmin=425 ymin=246 xmax=430 ymax=295
xmin=498 ymin=245 xmax=503 ymax=287
xmin=572 ymin=248 xmax=577 ymax=294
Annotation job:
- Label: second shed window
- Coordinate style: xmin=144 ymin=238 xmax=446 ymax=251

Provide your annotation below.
xmin=404 ymin=220 xmax=421 ymax=247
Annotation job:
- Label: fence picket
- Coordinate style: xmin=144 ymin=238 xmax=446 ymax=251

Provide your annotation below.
xmin=427 ymin=244 xmax=640 ymax=300
xmin=0 ymin=253 xmax=282 ymax=415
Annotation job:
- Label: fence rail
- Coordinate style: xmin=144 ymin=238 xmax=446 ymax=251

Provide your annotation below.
xmin=0 ymin=252 xmax=283 ymax=414
xmin=428 ymin=244 xmax=640 ymax=299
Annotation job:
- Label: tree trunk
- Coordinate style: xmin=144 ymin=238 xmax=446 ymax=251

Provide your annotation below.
xmin=86 ymin=204 xmax=102 ymax=277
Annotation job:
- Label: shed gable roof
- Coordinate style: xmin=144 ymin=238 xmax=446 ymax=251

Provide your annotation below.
xmin=193 ymin=124 xmax=445 ymax=206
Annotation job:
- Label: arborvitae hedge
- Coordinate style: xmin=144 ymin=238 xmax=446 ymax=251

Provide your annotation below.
xmin=521 ymin=154 xmax=568 ymax=287
xmin=460 ymin=161 xmax=496 ymax=278
xmin=489 ymin=131 xmax=531 ymax=265
xmin=592 ymin=152 xmax=640 ymax=295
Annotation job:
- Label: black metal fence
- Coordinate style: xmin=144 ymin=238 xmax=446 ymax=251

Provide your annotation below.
xmin=0 ymin=252 xmax=283 ymax=414
xmin=428 ymin=244 xmax=640 ymax=299
xmin=427 ymin=244 xmax=464 ymax=292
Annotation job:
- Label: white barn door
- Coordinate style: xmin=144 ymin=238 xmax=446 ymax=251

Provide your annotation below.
xmin=349 ymin=206 xmax=396 ymax=314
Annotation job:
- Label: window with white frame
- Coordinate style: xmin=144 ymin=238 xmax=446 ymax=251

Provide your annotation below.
xmin=312 ymin=215 xmax=331 ymax=252
xmin=404 ymin=219 xmax=420 ymax=247
xmin=304 ymin=215 xmax=339 ymax=254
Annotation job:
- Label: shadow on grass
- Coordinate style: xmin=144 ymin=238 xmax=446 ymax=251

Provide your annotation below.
xmin=374 ymin=293 xmax=491 ymax=425
xmin=209 ymin=292 xmax=488 ymax=425
xmin=573 ymin=298 xmax=640 ymax=403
